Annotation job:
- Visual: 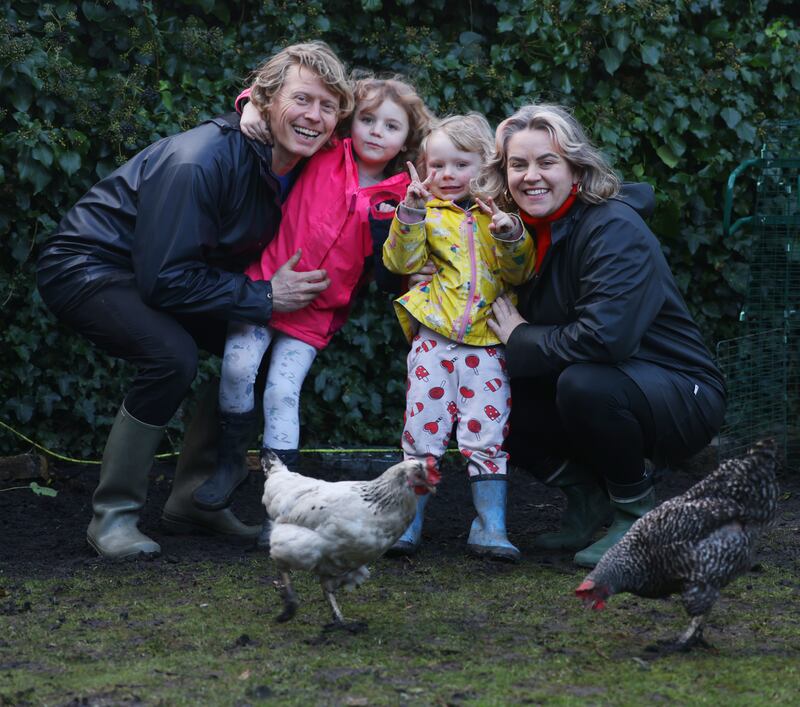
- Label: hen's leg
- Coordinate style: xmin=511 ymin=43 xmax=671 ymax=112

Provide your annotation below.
xmin=320 ymin=583 xmax=368 ymax=633
xmin=675 ymin=614 xmax=711 ymax=651
xmin=322 ymin=585 xmax=345 ymax=624
xmin=275 ymin=571 xmax=299 ymax=623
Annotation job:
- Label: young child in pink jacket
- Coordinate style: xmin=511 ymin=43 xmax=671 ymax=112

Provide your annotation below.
xmin=193 ymin=77 xmax=433 ymax=513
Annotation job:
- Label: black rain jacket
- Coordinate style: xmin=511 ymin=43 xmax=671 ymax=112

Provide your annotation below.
xmin=506 ymin=183 xmax=726 ymax=403
xmin=37 ymin=113 xmax=283 ymax=325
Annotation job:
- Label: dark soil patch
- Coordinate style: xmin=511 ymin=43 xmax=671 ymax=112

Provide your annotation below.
xmin=2 ymin=446 xmax=799 ymax=577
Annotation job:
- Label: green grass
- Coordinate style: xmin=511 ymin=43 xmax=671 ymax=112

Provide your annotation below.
xmin=2 ymin=552 xmax=799 ymax=705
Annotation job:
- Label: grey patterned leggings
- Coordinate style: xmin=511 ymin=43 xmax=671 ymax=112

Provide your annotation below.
xmin=219 ymin=322 xmax=317 ymax=450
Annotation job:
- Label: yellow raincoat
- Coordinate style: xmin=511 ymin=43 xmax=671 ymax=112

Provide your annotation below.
xmin=382 ymin=199 xmax=536 ymax=346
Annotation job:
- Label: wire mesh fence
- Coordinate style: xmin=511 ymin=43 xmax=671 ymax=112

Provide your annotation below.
xmin=718 ymin=119 xmax=800 ymax=469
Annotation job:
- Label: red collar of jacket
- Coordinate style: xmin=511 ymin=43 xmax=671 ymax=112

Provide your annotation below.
xmin=520 ymin=190 xmax=579 ymax=272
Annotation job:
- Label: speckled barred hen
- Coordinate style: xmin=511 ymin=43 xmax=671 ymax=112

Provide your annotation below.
xmin=576 ymin=440 xmax=779 ymax=649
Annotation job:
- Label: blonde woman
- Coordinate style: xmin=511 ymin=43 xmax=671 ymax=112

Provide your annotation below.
xmin=481 ymin=105 xmax=726 ymax=568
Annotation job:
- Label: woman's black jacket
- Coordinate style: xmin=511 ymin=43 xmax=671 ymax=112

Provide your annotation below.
xmin=505 ymin=183 xmax=726 ymax=400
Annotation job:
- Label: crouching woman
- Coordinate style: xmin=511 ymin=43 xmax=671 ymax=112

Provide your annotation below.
xmin=479 ymin=105 xmax=726 ymax=567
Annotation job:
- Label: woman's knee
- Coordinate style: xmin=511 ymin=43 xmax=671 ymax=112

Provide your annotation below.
xmin=555 ymin=364 xmax=606 ymax=413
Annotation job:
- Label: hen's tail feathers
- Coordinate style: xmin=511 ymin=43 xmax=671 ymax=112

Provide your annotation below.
xmin=261 ymin=449 xmax=289 ymax=478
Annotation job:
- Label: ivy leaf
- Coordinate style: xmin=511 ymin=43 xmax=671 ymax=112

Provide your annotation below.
xmin=113 ymin=0 xmax=141 ymax=11
xmin=498 ymin=16 xmax=515 ymax=32
xmin=18 ymin=155 xmax=51 ymax=193
xmin=641 ymin=44 xmax=661 ymax=65
xmin=32 ymin=144 xmax=54 ymax=167
xmin=459 ymin=31 xmax=483 ymax=46
xmin=81 ymin=2 xmax=109 ymax=22
xmin=598 ymin=47 xmax=622 ymax=75
xmin=611 ymin=30 xmax=631 ymax=52
xmin=720 ymin=107 xmax=742 ymax=129
xmin=656 ymin=144 xmax=679 ymax=168
xmin=57 ymin=151 xmax=81 ymax=176
xmin=11 ymin=84 xmax=32 ymax=112
xmin=30 ymin=482 xmax=58 ymax=498
xmin=735 ymin=121 xmax=757 ymax=143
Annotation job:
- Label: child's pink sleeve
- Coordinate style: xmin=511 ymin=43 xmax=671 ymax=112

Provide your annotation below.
xmin=235 ymin=87 xmax=252 ymax=114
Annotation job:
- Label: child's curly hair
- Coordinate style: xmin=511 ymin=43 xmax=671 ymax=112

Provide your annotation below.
xmin=342 ymin=74 xmax=434 ymax=178
xmin=417 ymin=112 xmax=495 ymax=198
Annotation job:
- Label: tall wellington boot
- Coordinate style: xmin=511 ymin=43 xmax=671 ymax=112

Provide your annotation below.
xmin=533 ymin=461 xmax=613 ymax=551
xmin=573 ymin=476 xmax=656 ymax=568
xmin=384 ymin=493 xmax=430 ymax=557
xmin=466 ymin=477 xmax=520 ymax=563
xmin=192 ymin=409 xmax=258 ymax=510
xmin=161 ymin=380 xmax=260 ymax=539
xmin=87 ymin=404 xmax=164 ymax=559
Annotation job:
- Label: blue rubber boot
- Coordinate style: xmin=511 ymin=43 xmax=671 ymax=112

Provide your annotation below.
xmin=467 ymin=478 xmax=521 ymax=563
xmin=385 ymin=493 xmax=430 ymax=557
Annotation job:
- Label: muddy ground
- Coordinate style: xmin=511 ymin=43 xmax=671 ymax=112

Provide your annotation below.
xmin=2 ymin=446 xmax=799 ymax=579
xmin=3 ymin=447 xmax=800 ymax=705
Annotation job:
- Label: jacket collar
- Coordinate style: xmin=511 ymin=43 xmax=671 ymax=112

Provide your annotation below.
xmin=426 ymin=197 xmax=478 ymax=212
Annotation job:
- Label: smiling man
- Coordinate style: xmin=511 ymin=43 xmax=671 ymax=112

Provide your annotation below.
xmin=36 ymin=42 xmax=354 ymax=560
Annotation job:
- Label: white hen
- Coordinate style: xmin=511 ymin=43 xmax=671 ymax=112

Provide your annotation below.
xmin=261 ymin=451 xmax=438 ymax=627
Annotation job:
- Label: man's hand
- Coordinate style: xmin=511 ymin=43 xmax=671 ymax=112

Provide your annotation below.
xmin=240 ymin=101 xmax=272 ymax=145
xmin=488 ymin=294 xmax=528 ymax=344
xmin=270 ymin=249 xmax=330 ymax=312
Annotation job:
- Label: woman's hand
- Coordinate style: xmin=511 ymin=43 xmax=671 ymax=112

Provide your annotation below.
xmin=240 ymin=101 xmax=272 ymax=145
xmin=408 ymin=259 xmax=437 ymax=288
xmin=488 ymin=294 xmax=528 ymax=344
xmin=403 ymin=162 xmax=435 ymax=210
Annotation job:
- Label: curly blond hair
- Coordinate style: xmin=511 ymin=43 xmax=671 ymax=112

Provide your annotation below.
xmin=475 ymin=104 xmax=620 ymax=209
xmin=247 ymin=41 xmax=354 ymax=122
xmin=417 ymin=113 xmax=494 ymax=198
xmin=342 ymin=74 xmax=433 ymax=177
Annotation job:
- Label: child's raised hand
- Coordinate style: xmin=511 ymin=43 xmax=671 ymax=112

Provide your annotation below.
xmin=476 ymin=196 xmax=518 ymax=240
xmin=403 ymin=162 xmax=435 ymax=209
xmin=241 ymin=101 xmax=272 ymax=145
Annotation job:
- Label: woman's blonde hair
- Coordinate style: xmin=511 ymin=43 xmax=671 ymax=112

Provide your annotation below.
xmin=248 ymin=41 xmax=355 ymax=121
xmin=476 ymin=104 xmax=620 ymax=209
xmin=344 ymin=74 xmax=434 ymax=177
xmin=417 ymin=112 xmax=494 ymax=197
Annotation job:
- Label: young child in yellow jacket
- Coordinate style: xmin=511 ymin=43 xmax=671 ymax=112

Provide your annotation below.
xmin=382 ymin=113 xmax=536 ymax=561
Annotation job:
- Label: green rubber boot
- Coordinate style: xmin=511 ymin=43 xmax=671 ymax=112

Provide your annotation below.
xmin=534 ymin=461 xmax=613 ymax=551
xmin=87 ymin=404 xmax=164 ymax=559
xmin=161 ymin=380 xmax=260 ymax=539
xmin=573 ymin=478 xmax=656 ymax=568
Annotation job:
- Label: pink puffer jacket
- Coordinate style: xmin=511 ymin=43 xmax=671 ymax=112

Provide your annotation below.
xmin=246 ymin=138 xmax=409 ymax=348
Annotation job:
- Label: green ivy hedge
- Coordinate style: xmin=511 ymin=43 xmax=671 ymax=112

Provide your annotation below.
xmin=2 ymin=0 xmax=798 ymax=457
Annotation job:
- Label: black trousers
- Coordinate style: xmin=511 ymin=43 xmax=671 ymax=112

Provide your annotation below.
xmin=505 ymin=363 xmax=720 ymax=485
xmin=47 ymin=282 xmax=229 ymax=426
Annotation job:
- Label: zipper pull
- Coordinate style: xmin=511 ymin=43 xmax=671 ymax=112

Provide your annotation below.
xmin=348 ymin=193 xmax=357 ymax=215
